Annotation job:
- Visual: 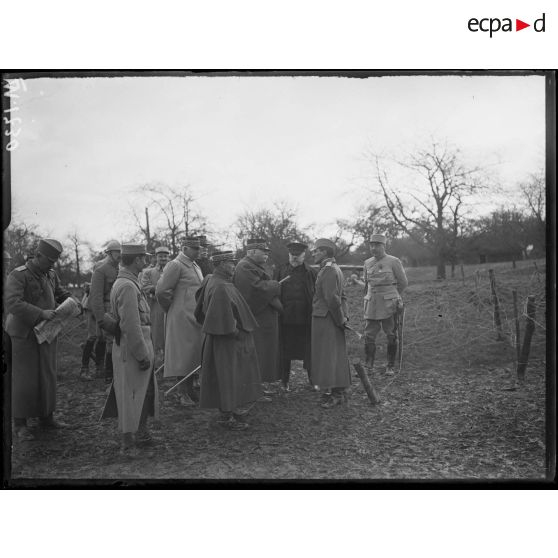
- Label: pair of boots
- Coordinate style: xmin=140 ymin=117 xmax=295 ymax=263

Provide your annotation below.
xmin=365 ymin=340 xmax=397 ymax=375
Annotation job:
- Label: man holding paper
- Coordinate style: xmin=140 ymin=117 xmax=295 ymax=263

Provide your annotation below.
xmin=5 ymin=239 xmax=71 ymax=441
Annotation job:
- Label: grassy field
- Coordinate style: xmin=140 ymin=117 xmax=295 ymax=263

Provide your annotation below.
xmin=8 ymin=258 xmax=550 ymax=482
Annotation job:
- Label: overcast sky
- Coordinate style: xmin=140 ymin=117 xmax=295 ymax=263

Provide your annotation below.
xmin=9 ymin=74 xmax=545 ymax=252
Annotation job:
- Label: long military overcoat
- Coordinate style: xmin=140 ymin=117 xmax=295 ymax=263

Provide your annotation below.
xmin=155 ymin=252 xmax=203 ymax=378
xmin=194 ymin=269 xmax=262 ymax=412
xmin=5 ymin=261 xmax=71 ymax=418
xmin=89 ymin=256 xmax=119 ymax=340
xmin=311 ymin=258 xmax=351 ymax=389
xmin=140 ymin=265 xmax=166 ymax=352
xmin=101 ymin=269 xmax=159 ymax=433
xmin=233 ymin=256 xmax=282 ymax=382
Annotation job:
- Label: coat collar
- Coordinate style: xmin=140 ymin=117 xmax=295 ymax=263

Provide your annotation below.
xmin=319 ymin=257 xmax=336 ymax=269
xmin=177 ymin=251 xmax=195 ymax=267
xmin=117 ymin=267 xmax=141 ymax=288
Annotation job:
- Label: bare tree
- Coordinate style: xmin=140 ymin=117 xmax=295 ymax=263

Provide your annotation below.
xmin=130 ymin=182 xmax=208 ymax=255
xmin=519 ymin=169 xmax=545 ymax=252
xmin=370 ymin=141 xmax=486 ymax=279
xmin=66 ymin=229 xmax=93 ymax=287
xmin=235 ymin=201 xmax=311 ymax=266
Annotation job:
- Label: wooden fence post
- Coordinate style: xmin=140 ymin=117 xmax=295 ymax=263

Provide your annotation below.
xmin=517 ymin=295 xmax=536 ymax=383
xmin=489 ymin=269 xmax=504 ymax=341
xmin=512 ymin=289 xmax=521 ymax=370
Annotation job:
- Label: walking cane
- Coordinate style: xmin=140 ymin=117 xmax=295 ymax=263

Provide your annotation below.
xmin=164 ymin=365 xmax=201 ymax=397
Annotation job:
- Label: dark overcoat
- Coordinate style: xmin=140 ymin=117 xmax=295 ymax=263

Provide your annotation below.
xmin=5 ymin=261 xmax=70 ymax=418
xmin=233 ymin=256 xmax=281 ymax=382
xmin=195 ymin=269 xmax=262 ymax=412
xmin=275 ymin=262 xmax=317 ymax=369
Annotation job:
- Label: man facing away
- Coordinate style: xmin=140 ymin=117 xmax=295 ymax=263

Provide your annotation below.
xmin=156 ymin=237 xmax=203 ymax=405
xmin=194 ymin=251 xmax=262 ymax=430
xmin=5 ymin=239 xmax=72 ymax=441
xmin=89 ymin=240 xmax=121 ymax=382
xmin=362 ymin=233 xmax=408 ymax=375
xmin=101 ymin=243 xmax=159 ymax=455
xmin=140 ymin=245 xmax=170 ymax=368
xmin=275 ymin=241 xmax=317 ymax=391
xmin=233 ymin=238 xmax=282 ymax=395
xmin=310 ymin=238 xmax=351 ymax=409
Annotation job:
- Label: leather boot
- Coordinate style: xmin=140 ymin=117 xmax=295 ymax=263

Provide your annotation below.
xmin=386 ymin=339 xmax=397 ymax=375
xmin=364 ymin=342 xmax=376 ymax=369
xmin=81 ymin=338 xmax=96 ymax=367
xmin=95 ymin=340 xmax=106 ymax=377
xmin=104 ymin=351 xmax=113 ymax=383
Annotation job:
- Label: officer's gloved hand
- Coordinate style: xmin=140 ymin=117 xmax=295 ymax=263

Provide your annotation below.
xmin=41 ymin=309 xmax=56 ymax=321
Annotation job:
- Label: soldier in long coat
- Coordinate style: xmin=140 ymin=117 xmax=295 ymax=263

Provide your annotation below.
xmin=156 ymin=237 xmax=203 ymax=404
xmin=194 ymin=251 xmax=262 ymax=430
xmin=140 ymin=246 xmax=169 ymax=365
xmin=5 ymin=239 xmax=71 ymax=441
xmin=275 ymin=241 xmax=317 ymax=390
xmin=89 ymin=240 xmax=121 ymax=381
xmin=310 ymin=238 xmax=351 ymax=408
xmin=363 ymin=233 xmax=408 ymax=375
xmin=233 ymin=239 xmax=282 ymax=387
xmin=101 ymin=243 xmax=159 ymax=454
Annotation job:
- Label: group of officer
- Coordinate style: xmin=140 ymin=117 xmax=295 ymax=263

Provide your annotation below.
xmin=3 ymin=232 xmax=408 ymax=452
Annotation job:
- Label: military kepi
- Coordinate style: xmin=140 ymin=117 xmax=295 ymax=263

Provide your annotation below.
xmin=286 ymin=241 xmax=308 ymax=255
xmin=370 ymin=233 xmax=386 ymax=244
xmin=210 ymin=250 xmax=237 ymax=264
xmin=155 ymin=246 xmax=170 ymax=254
xmin=246 ymin=238 xmax=270 ymax=251
xmin=313 ymin=238 xmax=337 ymax=253
xmin=38 ymin=238 xmax=63 ymax=260
xmin=121 ymin=243 xmax=151 ymax=256
xmin=183 ymin=237 xmax=201 ymax=249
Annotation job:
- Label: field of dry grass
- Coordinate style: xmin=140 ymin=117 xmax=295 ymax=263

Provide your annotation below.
xmin=8 ymin=258 xmax=550 ymax=483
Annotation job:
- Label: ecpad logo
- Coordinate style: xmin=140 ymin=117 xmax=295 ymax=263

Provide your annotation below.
xmin=468 ymin=13 xmax=546 ymax=37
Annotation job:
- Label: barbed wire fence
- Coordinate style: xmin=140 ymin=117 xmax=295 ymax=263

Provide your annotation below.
xmin=345 ymin=259 xmax=547 ymax=384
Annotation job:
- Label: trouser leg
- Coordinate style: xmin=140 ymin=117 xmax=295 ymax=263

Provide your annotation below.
xmin=81 ymin=337 xmax=96 ymax=367
xmin=281 ymin=358 xmax=291 ymax=386
xmin=95 ymin=340 xmax=106 ymax=375
xmin=104 ymin=349 xmax=113 ymax=382
xmin=364 ymin=320 xmax=380 ymax=367
xmin=383 ymin=316 xmax=397 ymax=368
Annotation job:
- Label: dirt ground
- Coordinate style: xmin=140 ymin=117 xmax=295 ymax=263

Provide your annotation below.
xmin=7 ymin=259 xmax=550 ymax=483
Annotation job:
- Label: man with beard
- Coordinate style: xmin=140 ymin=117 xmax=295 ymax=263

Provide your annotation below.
xmin=156 ymin=237 xmax=203 ymax=405
xmin=275 ymin=241 xmax=317 ymax=391
xmin=310 ymin=238 xmax=351 ymax=409
xmin=5 ymin=239 xmax=72 ymax=440
xmin=195 ymin=235 xmax=213 ymax=277
xmin=89 ymin=240 xmax=121 ymax=382
xmin=194 ymin=251 xmax=262 ymax=430
xmin=101 ymin=243 xmax=159 ymax=455
xmin=233 ymin=239 xmax=282 ymax=395
xmin=140 ymin=246 xmax=170 ymax=368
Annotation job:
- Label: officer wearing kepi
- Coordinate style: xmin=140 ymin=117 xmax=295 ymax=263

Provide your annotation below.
xmin=363 ymin=233 xmax=408 ymax=375
xmin=275 ymin=241 xmax=317 ymax=390
xmin=89 ymin=240 xmax=121 ymax=382
xmin=5 ymin=239 xmax=72 ymax=441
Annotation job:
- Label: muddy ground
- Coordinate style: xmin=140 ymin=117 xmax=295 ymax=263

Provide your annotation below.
xmin=7 ymin=259 xmax=550 ymax=483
